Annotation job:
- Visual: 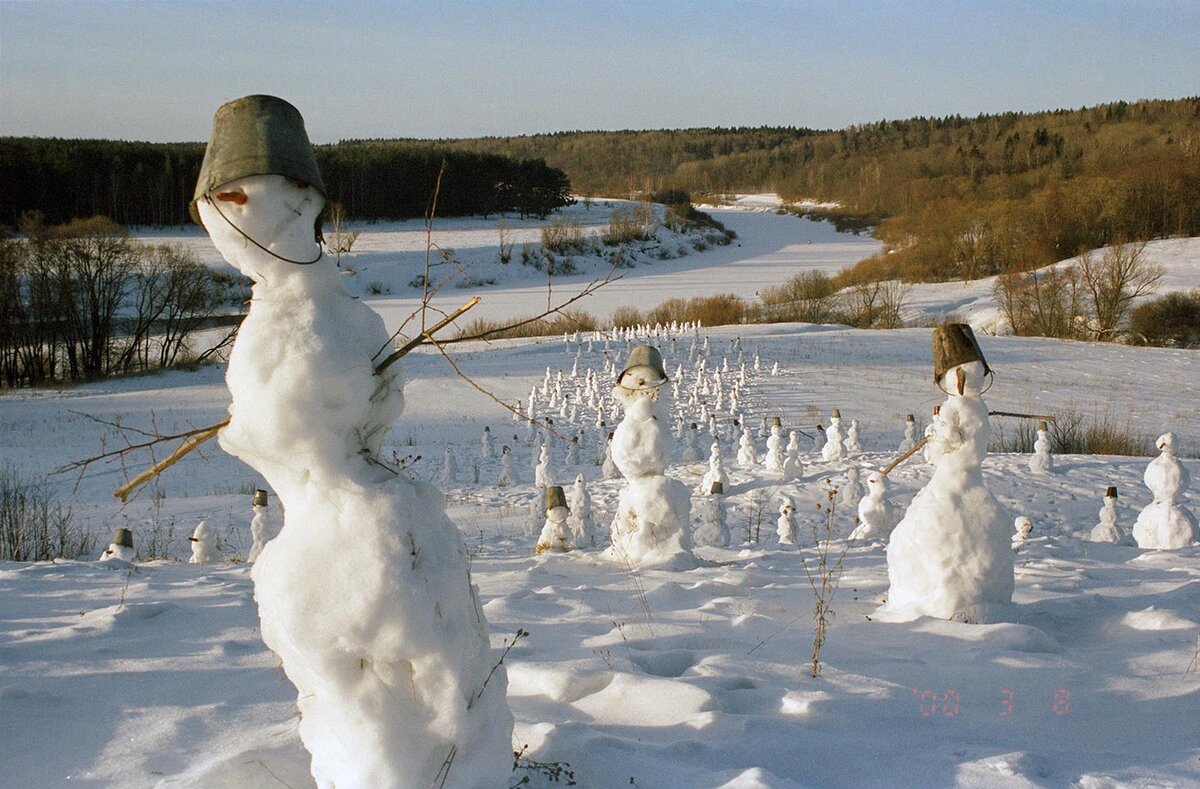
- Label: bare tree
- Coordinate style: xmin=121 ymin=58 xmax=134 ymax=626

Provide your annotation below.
xmin=323 ymin=202 xmax=360 ymax=268
xmin=1077 ymin=241 xmax=1161 ymax=338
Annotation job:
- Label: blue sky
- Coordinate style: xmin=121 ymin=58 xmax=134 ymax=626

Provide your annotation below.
xmin=1 ymin=0 xmax=1197 ymax=142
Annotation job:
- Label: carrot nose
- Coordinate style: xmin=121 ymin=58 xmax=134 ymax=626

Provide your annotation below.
xmin=215 ymin=190 xmax=247 ymax=205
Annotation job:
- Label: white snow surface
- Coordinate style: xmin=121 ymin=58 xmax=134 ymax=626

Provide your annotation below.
xmin=3 ymin=205 xmax=1200 ymax=787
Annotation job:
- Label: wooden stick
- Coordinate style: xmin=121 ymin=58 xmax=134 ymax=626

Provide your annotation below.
xmin=880 ymin=436 xmax=929 ymax=477
xmin=113 ymin=418 xmax=229 ymax=503
xmin=374 ymin=296 xmax=481 ymax=374
xmin=989 ymin=410 xmax=1057 ymax=421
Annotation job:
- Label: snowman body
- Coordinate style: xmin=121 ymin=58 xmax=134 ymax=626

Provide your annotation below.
xmin=536 ymin=505 xmax=575 ymax=554
xmin=764 ymin=425 xmax=786 ymax=472
xmin=1029 ymin=429 xmax=1053 ymax=474
xmin=189 ymin=520 xmax=220 ymax=565
xmin=1132 ymin=434 xmax=1198 ymax=549
xmin=822 ymin=417 xmax=846 ymax=462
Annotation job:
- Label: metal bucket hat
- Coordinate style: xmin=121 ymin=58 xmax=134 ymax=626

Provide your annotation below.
xmin=931 ymin=323 xmax=992 ymax=383
xmin=253 ymin=489 xmax=269 ymax=507
xmin=113 ymin=528 xmax=134 ymax=549
xmin=545 ymin=485 xmax=569 ymax=511
xmin=617 ymin=344 xmax=668 ymax=389
xmin=190 ymin=95 xmax=326 ymax=228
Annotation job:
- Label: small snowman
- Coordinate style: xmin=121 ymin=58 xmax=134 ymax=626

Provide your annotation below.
xmin=822 ymin=409 xmax=846 ymax=462
xmin=1029 ymin=421 xmax=1054 ymax=474
xmin=248 ymin=489 xmax=278 ymax=563
xmin=737 ymin=426 xmax=760 ymax=467
xmin=440 ymin=446 xmax=458 ymax=485
xmin=535 ymin=486 xmax=575 ymax=554
xmin=764 ymin=418 xmax=786 ymax=472
xmin=693 ymin=481 xmax=731 ymax=548
xmin=566 ymin=435 xmax=580 ymax=465
xmin=700 ymin=441 xmax=730 ymax=494
xmin=681 ymin=423 xmax=701 ymax=463
xmin=839 ymin=464 xmax=866 ymax=512
xmin=1012 ymin=516 xmax=1033 ymax=548
xmin=781 ymin=431 xmax=804 ymax=480
xmin=1132 ymin=433 xmax=1198 ymax=550
xmin=567 ymin=474 xmax=602 ymax=548
xmin=188 ymin=520 xmax=220 ymax=565
xmin=898 ymin=414 xmax=917 ymax=453
xmin=845 ymin=418 xmax=863 ymax=454
xmin=812 ymin=424 xmax=826 ymax=453
xmin=534 ymin=442 xmax=554 ymax=489
xmin=777 ymin=497 xmax=798 ymax=545
xmin=98 ymin=528 xmax=136 ymax=563
xmin=850 ymin=470 xmax=897 ymax=542
xmin=601 ymin=433 xmax=620 ymax=480
xmin=1090 ymin=486 xmax=1132 ymax=544
xmin=922 ymin=406 xmax=941 ymax=465
xmin=481 ymin=426 xmax=494 ymax=459
xmin=498 ymin=445 xmax=518 ymax=486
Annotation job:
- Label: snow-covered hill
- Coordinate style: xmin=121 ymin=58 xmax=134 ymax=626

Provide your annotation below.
xmin=2 ymin=321 xmax=1198 ymax=788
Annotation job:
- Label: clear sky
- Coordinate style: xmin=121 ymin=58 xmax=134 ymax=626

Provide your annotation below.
xmin=1 ymin=0 xmax=1197 ymax=143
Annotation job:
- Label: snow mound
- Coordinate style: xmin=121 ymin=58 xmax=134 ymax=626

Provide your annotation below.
xmin=571 ymin=672 xmax=714 ymax=728
xmin=714 ymin=766 xmax=806 ymax=789
xmin=1120 ymin=606 xmax=1198 ymax=631
xmin=779 ymin=689 xmax=832 ymax=716
xmin=506 ymin=660 xmax=613 ymax=703
xmin=954 ymin=751 xmax=1044 ymax=788
xmin=914 ymin=620 xmax=1061 ymax=653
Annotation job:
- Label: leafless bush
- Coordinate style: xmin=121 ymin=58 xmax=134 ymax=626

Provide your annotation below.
xmin=994 ymin=266 xmax=1084 ymax=339
xmin=989 ymin=409 xmax=1154 ymax=456
xmin=601 ymin=203 xmax=654 ymax=246
xmin=323 ymin=202 xmax=360 ymax=266
xmin=0 ymin=464 xmax=88 ymax=561
xmin=1077 ymin=241 xmax=1161 ymax=339
xmin=760 ymin=271 xmax=839 ymax=323
xmin=799 ymin=481 xmax=852 ymax=677
xmin=454 ymin=309 xmax=598 ymax=341
xmin=541 ymin=217 xmax=588 ymax=255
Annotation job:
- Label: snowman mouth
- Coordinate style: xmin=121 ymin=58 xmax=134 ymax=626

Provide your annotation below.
xmin=203 ymin=192 xmax=324 ymax=266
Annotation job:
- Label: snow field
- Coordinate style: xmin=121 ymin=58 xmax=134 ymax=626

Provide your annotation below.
xmin=1 ymin=321 xmax=1199 ymax=786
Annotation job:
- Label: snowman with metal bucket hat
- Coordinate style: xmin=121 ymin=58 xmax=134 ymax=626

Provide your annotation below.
xmin=193 ymin=95 xmax=512 ymax=788
xmin=608 ymin=344 xmax=695 ymax=568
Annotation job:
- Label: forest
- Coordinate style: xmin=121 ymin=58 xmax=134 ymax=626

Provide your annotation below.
xmin=0 ymin=139 xmax=573 ymax=227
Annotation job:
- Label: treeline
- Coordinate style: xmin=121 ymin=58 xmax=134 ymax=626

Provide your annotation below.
xmin=0 ymin=139 xmax=572 ymax=227
xmin=409 ymin=98 xmax=1200 ymax=282
xmin=0 ymin=216 xmax=238 ymax=387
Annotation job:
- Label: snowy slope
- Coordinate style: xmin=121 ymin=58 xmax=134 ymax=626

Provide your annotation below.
xmin=2 ymin=321 xmax=1199 ymax=788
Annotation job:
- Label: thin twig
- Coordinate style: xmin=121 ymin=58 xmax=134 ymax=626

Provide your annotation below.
xmin=880 ymin=436 xmax=929 ymax=477
xmin=374 ymin=296 xmax=481 ymax=374
xmin=989 ymin=410 xmax=1057 ymax=421
xmin=55 ymin=418 xmax=230 ymax=476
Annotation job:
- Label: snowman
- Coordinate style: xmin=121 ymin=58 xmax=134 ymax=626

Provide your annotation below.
xmin=498 ymin=444 xmax=518 ymax=486
xmin=922 ymin=406 xmax=942 ymax=465
xmin=736 ymin=425 xmax=760 ymax=467
xmin=98 ymin=527 xmax=136 ymax=563
xmin=567 ymin=474 xmax=602 ymax=548
xmin=680 ymin=422 xmax=701 ymax=463
xmin=764 ymin=418 xmax=786 ymax=472
xmin=480 ymin=426 xmax=494 ymax=459
xmin=693 ymin=481 xmax=731 ymax=548
xmin=822 ymin=409 xmax=846 ymax=462
xmin=248 ymin=489 xmax=279 ymax=562
xmin=534 ymin=441 xmax=554 ymax=489
xmin=601 ymin=433 xmax=620 ymax=480
xmin=1132 ymin=433 xmax=1198 ymax=550
xmin=699 ymin=441 xmax=730 ymax=495
xmin=535 ymin=486 xmax=575 ymax=554
xmin=777 ymin=497 xmax=798 ymax=545
xmin=845 ymin=418 xmax=863 ymax=454
xmin=898 ymin=414 xmax=917 ymax=453
xmin=440 ymin=445 xmax=458 ymax=484
xmin=880 ymin=324 xmax=1013 ymax=623
xmin=812 ymin=424 xmax=826 ymax=453
xmin=781 ymin=431 xmax=804 ymax=480
xmin=1090 ymin=486 xmax=1131 ymax=544
xmin=838 ymin=464 xmax=866 ymax=512
xmin=608 ymin=345 xmax=694 ymax=568
xmin=1012 ymin=516 xmax=1033 ymax=548
xmin=1029 ymin=421 xmax=1053 ymax=474
xmin=188 ymin=520 xmax=220 ymax=565
xmin=193 ymin=96 xmax=511 ymax=787
xmin=849 ymin=470 xmax=897 ymax=542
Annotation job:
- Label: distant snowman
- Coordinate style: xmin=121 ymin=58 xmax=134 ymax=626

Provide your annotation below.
xmin=1029 ymin=421 xmax=1054 ymax=474
xmin=699 ymin=441 xmax=730 ymax=494
xmin=693 ymin=481 xmax=731 ymax=548
xmin=822 ymin=409 xmax=846 ymax=462
xmin=535 ymin=486 xmax=575 ymax=554
xmin=1132 ymin=433 xmax=1198 ymax=550
xmin=98 ymin=528 xmax=136 ymax=563
xmin=898 ymin=414 xmax=917 ymax=453
xmin=845 ymin=418 xmax=863 ymax=454
xmin=777 ymin=497 xmax=798 ymax=545
xmin=764 ymin=419 xmax=786 ymax=472
xmin=736 ymin=426 xmax=760 ymax=467
xmin=247 ymin=489 xmax=279 ymax=562
xmin=849 ymin=469 xmax=898 ymax=542
xmin=188 ymin=520 xmax=220 ymax=565
xmin=498 ymin=444 xmax=518 ymax=486
xmin=1090 ymin=486 xmax=1132 ymax=545
xmin=880 ymin=324 xmax=1013 ymax=623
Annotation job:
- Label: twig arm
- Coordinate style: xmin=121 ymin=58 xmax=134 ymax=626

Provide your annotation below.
xmin=113 ymin=418 xmax=230 ymax=502
xmin=880 ymin=436 xmax=929 ymax=477
xmin=373 ymin=296 xmax=481 ymax=374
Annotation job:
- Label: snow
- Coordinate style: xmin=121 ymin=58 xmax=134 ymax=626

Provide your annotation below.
xmin=3 ymin=203 xmax=1200 ymax=788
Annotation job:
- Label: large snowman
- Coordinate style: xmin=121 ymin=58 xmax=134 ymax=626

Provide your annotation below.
xmin=193 ymin=96 xmax=511 ymax=788
xmin=1131 ymin=433 xmax=1198 ymax=549
xmin=880 ymin=324 xmax=1013 ymax=623
xmin=608 ymin=344 xmax=695 ymax=568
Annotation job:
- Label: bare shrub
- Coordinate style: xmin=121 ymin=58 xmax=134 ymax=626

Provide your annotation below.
xmin=1129 ymin=289 xmax=1200 ymax=347
xmin=0 ymin=464 xmax=88 ymax=561
xmin=323 ymin=202 xmax=360 ymax=266
xmin=1077 ymin=241 xmax=1161 ymax=338
xmin=989 ymin=409 xmax=1153 ymax=456
xmin=454 ymin=309 xmax=597 ymax=341
xmin=843 ymin=280 xmax=909 ymax=328
xmin=497 ymin=218 xmax=515 ymax=264
xmin=540 ymin=217 xmax=588 ymax=255
xmin=610 ymin=305 xmax=645 ymax=328
xmin=602 ymin=203 xmax=654 ymax=246
xmin=760 ymin=271 xmax=839 ymax=323
xmin=994 ymin=266 xmax=1084 ymax=338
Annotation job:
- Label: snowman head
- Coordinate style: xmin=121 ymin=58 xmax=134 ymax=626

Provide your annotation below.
xmin=197 ymin=174 xmax=326 ymax=283
xmin=1156 ymin=432 xmax=1175 ymax=453
xmin=938 ymin=360 xmax=988 ymax=397
xmin=780 ymin=499 xmax=793 ymax=516
xmin=866 ymin=471 xmax=888 ymax=495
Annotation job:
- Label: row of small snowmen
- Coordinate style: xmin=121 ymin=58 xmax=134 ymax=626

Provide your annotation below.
xmin=98 ymin=489 xmax=281 ymax=565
